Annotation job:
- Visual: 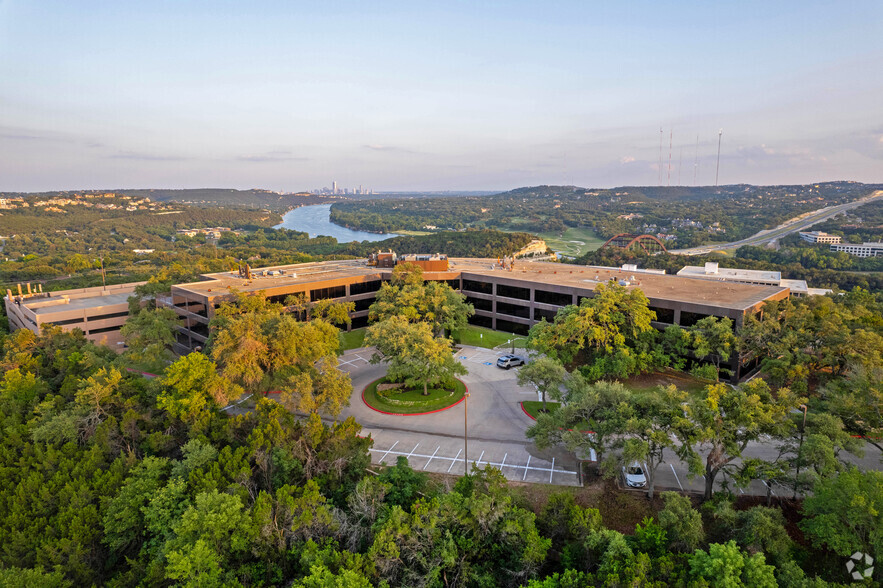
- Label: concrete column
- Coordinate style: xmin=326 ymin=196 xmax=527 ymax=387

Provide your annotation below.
xmin=529 ymin=288 xmax=536 ymax=324
xmin=673 ymin=309 xmax=682 ymax=326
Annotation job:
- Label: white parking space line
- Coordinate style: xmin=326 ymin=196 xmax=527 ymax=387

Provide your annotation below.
xmin=407 ymin=443 xmax=420 ymax=459
xmin=670 ymin=463 xmax=684 ymax=491
xmin=368 ymin=446 xmax=577 ymax=484
xmin=448 ymin=449 xmax=462 ymax=473
xmin=476 ymin=450 xmax=485 ymax=467
xmin=379 ymin=441 xmax=399 ymax=464
xmin=424 ymin=446 xmax=440 ymax=470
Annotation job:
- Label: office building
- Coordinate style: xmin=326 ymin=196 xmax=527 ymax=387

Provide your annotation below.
xmin=799 ymin=231 xmax=841 ymax=244
xmin=161 ymin=256 xmax=793 ymax=380
xmin=4 ymin=282 xmax=146 ymax=349
xmin=676 ymin=262 xmax=831 ymax=297
xmin=829 ymin=242 xmax=883 ymax=258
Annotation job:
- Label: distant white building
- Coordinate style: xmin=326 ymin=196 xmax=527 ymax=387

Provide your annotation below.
xmin=677 ymin=262 xmax=831 ymax=297
xmin=799 ymin=231 xmax=841 ymax=244
xmin=830 ymin=242 xmax=883 ymax=258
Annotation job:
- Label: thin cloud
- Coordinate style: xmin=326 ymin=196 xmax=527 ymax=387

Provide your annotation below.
xmin=236 ymin=151 xmax=309 ymax=163
xmin=363 ymin=144 xmax=423 ymax=155
xmin=108 ymin=151 xmax=192 ymax=162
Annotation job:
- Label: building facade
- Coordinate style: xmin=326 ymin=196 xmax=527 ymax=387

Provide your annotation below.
xmin=830 ymin=242 xmax=883 ymax=257
xmin=161 ymin=257 xmax=791 ymax=380
xmin=4 ymin=282 xmax=145 ymax=348
xmin=799 ymin=231 xmax=841 ymax=244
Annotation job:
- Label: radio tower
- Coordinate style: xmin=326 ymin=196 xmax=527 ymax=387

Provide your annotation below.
xmin=693 ymin=135 xmax=699 ymax=186
xmin=667 ymin=129 xmax=673 ymax=186
xmin=714 ymin=129 xmax=723 ymax=187
xmin=658 ymin=127 xmax=664 ymax=185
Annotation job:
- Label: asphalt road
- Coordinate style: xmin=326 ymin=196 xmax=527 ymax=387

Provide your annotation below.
xmin=670 ymin=189 xmax=883 ymax=255
xmin=336 ymin=346 xmax=883 ymax=495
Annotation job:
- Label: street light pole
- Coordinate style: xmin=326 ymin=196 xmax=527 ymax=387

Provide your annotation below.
xmin=464 ymin=392 xmax=470 ymax=475
xmin=793 ymin=404 xmax=808 ymax=500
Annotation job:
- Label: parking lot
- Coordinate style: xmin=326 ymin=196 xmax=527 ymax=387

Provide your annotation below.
xmin=337 ymin=344 xmax=581 ymax=486
xmin=336 ymin=345 xmax=882 ymax=495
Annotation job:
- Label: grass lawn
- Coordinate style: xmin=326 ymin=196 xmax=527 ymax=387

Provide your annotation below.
xmin=621 ymin=370 xmax=712 ymax=399
xmin=452 ymin=325 xmax=524 ymax=349
xmin=534 ymin=226 xmax=605 ymax=258
xmin=339 ymin=327 xmax=367 ymax=351
xmin=521 ymin=401 xmax=592 ymax=431
xmin=363 ymin=377 xmax=467 ymax=414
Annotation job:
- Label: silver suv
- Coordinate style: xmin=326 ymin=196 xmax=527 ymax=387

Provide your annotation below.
xmin=496 ymin=355 xmax=525 ymax=369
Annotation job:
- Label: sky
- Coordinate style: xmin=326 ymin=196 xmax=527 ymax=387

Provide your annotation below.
xmin=1 ymin=1 xmax=881 ymax=193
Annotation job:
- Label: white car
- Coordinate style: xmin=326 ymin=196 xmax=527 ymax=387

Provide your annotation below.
xmin=622 ymin=462 xmax=648 ymax=488
xmin=496 ymin=355 xmax=525 ymax=369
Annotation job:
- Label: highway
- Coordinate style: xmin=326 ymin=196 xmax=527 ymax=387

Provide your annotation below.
xmin=669 ymin=189 xmax=883 ymax=255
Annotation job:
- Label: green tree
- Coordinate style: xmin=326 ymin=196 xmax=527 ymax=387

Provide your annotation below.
xmin=681 ymin=379 xmax=798 ymax=500
xmin=528 ymin=281 xmax=656 ymax=379
xmin=65 ymin=253 xmax=92 ymax=276
xmin=621 ymin=385 xmax=689 ymax=499
xmin=210 ymin=293 xmax=350 ymax=415
xmin=366 ymin=316 xmax=466 ymax=395
xmin=378 ymin=456 xmax=430 ymax=510
xmin=528 ymin=376 xmax=630 ymax=470
xmin=689 ymin=316 xmax=736 ymax=381
xmin=688 ymin=541 xmax=777 ymax=588
xmin=517 ymin=355 xmax=566 ymax=413
xmin=158 ymin=353 xmax=242 ymax=429
xmin=658 ymin=491 xmax=705 ymax=552
xmin=369 ymin=264 xmax=473 ymax=336
xmin=120 ymin=307 xmax=179 ymax=372
xmin=825 ymin=363 xmax=883 ymax=454
xmin=799 ymin=467 xmax=883 ymax=565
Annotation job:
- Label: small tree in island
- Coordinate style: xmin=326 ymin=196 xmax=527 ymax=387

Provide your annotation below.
xmin=366 ymin=316 xmax=467 ymax=395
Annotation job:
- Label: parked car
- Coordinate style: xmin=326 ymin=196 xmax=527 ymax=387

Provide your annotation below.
xmin=496 ymin=354 xmax=525 ymax=369
xmin=622 ymin=462 xmax=647 ymax=488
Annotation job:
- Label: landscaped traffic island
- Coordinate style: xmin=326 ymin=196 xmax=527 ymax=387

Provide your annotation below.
xmin=362 ymin=377 xmax=467 ymax=415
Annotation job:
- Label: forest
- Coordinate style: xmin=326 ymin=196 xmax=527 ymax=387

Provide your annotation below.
xmin=0 ymin=278 xmax=881 ymax=586
xmin=329 ymin=182 xmax=882 ymax=248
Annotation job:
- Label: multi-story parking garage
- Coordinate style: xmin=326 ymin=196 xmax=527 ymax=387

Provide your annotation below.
xmin=160 ymin=256 xmax=790 ymax=380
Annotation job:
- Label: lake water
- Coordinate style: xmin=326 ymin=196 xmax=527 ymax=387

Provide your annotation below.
xmin=274 ymin=203 xmax=399 ymax=242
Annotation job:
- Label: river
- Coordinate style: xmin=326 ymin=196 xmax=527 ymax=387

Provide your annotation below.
xmin=274 ymin=203 xmax=399 ymax=242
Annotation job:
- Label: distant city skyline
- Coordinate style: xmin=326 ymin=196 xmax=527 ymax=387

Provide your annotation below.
xmin=1 ymin=1 xmax=881 ymax=192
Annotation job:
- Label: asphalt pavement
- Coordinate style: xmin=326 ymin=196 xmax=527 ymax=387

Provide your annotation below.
xmin=335 ymin=346 xmax=883 ymax=494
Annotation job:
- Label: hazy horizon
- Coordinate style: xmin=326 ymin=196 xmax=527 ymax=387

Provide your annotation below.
xmin=2 ymin=1 xmax=881 ymax=193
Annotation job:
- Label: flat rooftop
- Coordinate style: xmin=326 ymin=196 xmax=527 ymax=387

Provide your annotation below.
xmin=177 ymin=260 xmax=385 ymax=297
xmin=174 ymin=258 xmax=788 ymax=312
xmin=453 ymin=259 xmax=787 ymax=312
xmin=16 ymin=282 xmax=144 ymax=315
xmin=677 ymin=265 xmax=782 ymax=283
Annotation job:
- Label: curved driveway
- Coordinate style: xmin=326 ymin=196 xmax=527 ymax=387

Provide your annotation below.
xmin=336 ymin=345 xmax=582 ymax=485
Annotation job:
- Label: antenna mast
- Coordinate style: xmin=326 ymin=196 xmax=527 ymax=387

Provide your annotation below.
xmin=667 ymin=129 xmax=673 ymax=186
xmin=714 ymin=128 xmax=723 ymax=187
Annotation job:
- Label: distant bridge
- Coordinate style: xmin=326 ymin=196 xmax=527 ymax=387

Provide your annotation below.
xmin=599 ymin=233 xmax=668 ymax=254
